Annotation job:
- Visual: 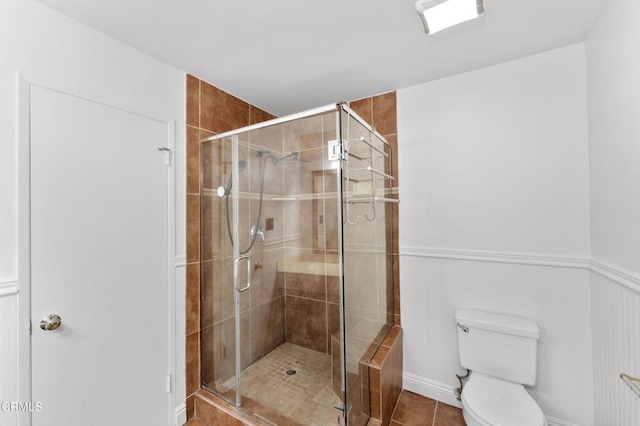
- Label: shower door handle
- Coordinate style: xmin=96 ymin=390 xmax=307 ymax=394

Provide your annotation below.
xmin=235 ymin=255 xmax=252 ymax=292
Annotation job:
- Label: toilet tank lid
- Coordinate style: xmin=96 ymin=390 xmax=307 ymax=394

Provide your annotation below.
xmin=455 ymin=309 xmax=540 ymax=339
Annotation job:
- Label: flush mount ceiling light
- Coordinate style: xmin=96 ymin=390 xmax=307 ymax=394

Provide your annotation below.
xmin=415 ymin=0 xmax=485 ymax=34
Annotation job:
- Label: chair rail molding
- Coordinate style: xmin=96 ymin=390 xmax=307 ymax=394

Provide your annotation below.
xmin=0 ymin=278 xmax=19 ymax=298
xmin=399 ymin=246 xmax=590 ymax=269
xmin=399 ymin=246 xmax=640 ymax=295
xmin=590 ymin=257 xmax=640 ymax=294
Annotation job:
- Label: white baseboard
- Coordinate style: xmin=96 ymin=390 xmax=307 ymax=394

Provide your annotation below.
xmin=175 ymin=403 xmax=186 ymax=426
xmin=403 ymin=373 xmax=578 ymax=426
xmin=402 ymin=373 xmax=462 ymax=409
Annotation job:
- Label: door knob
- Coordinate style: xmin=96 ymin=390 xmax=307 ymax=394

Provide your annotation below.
xmin=40 ymin=314 xmax=62 ymax=331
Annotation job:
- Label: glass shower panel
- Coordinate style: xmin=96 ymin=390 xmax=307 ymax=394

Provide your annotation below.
xmin=340 ymin=107 xmax=393 ymax=425
xmin=200 ymin=134 xmax=249 ymax=405
xmin=199 ymin=104 xmax=395 ymax=425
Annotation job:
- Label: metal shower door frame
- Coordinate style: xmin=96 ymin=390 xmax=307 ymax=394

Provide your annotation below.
xmin=231 ymin=133 xmax=252 ymax=407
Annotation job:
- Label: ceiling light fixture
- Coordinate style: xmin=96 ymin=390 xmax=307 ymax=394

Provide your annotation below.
xmin=415 ymin=0 xmax=485 ymax=35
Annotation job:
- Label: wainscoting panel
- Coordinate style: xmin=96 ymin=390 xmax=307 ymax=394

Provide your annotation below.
xmin=174 ymin=260 xmax=187 ymax=426
xmin=400 ymin=254 xmax=593 ymax=426
xmin=0 ymin=280 xmax=19 ymax=426
xmin=591 ymin=272 xmax=640 ymax=425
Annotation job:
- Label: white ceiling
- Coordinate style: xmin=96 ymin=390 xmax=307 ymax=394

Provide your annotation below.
xmin=36 ymin=0 xmax=610 ymax=116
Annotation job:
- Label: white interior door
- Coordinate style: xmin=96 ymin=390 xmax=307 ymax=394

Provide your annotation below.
xmin=29 ymin=85 xmax=171 ymax=426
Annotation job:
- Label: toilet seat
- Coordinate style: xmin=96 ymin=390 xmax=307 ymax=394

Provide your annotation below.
xmin=461 ymin=373 xmax=546 ymax=426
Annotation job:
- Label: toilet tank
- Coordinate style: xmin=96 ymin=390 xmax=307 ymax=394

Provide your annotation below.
xmin=455 ymin=309 xmax=540 ymax=386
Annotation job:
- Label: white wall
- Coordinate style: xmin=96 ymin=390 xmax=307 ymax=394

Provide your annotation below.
xmin=398 ymin=44 xmax=593 ymax=426
xmin=398 ymin=44 xmax=591 ymax=256
xmin=0 ymin=0 xmax=186 ymax=424
xmin=586 ymin=0 xmax=640 ymax=276
xmin=586 ymin=0 xmax=640 ymax=423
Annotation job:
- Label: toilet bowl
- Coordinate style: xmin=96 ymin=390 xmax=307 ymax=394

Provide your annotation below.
xmin=461 ymin=372 xmax=546 ymax=426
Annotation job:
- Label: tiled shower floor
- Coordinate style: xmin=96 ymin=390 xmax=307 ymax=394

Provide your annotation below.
xmin=239 ymin=343 xmax=342 ymax=426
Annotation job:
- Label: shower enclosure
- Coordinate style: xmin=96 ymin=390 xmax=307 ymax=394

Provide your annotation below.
xmin=199 ymin=103 xmax=397 ymax=425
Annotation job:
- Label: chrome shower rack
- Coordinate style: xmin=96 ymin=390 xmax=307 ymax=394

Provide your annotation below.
xmin=339 ymin=136 xmax=399 ymax=225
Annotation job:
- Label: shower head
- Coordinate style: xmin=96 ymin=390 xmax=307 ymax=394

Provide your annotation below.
xmin=238 ymin=160 xmax=247 ymax=172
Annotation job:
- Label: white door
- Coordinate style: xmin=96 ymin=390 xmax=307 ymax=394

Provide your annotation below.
xmin=29 ymin=85 xmax=171 ymax=426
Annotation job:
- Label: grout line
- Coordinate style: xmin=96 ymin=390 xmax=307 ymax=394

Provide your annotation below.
xmin=389 ymin=390 xmax=402 ymax=424
xmin=284 ymin=293 xmax=327 ymax=303
xmin=432 ymin=401 xmax=438 ymax=426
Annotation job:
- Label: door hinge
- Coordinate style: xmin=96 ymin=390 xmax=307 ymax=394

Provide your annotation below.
xmin=166 ymin=373 xmax=172 ymax=393
xmin=158 ymin=147 xmax=172 ymax=166
xmin=328 ymin=139 xmax=347 ymax=161
xmin=29 ymin=320 xmax=32 ymax=335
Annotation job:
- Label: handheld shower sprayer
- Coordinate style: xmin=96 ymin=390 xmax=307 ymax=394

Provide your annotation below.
xmin=216 ymin=150 xmax=301 ymax=254
xmin=216 ymin=160 xmax=247 ymax=198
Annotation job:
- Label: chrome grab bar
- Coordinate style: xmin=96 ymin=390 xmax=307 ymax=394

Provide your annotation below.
xmin=235 ymin=255 xmax=251 ymax=292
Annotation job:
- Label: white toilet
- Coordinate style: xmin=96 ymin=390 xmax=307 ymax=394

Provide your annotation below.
xmin=455 ymin=308 xmax=547 ymax=426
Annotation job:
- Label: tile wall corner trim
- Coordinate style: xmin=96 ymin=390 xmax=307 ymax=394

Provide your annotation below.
xmin=0 ymin=278 xmax=19 ymax=298
xmin=399 ymin=246 xmax=590 ymax=269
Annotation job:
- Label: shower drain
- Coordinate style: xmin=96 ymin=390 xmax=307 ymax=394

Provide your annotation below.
xmin=286 ymin=369 xmax=297 ymax=376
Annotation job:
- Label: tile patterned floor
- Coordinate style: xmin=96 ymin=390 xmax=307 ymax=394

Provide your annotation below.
xmin=239 ymin=343 xmax=342 ymax=426
xmin=188 ymin=345 xmax=464 ymax=426
xmin=389 ymin=390 xmax=465 ymax=426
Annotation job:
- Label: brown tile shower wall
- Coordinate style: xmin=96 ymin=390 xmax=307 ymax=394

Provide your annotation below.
xmin=184 ymin=79 xmax=400 ymax=423
xmin=348 ymin=93 xmax=400 ymax=325
xmin=283 ymin=272 xmax=340 ymax=354
xmin=185 ymin=74 xmax=279 ymax=418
